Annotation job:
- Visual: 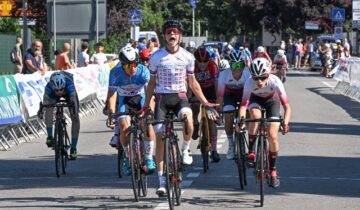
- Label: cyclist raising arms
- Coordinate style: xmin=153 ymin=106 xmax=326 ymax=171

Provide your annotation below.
xmin=107 ymin=45 xmax=156 ymax=176
xmin=191 ymin=47 xmax=220 ymax=162
xmin=238 ymin=58 xmax=291 ymax=188
xmin=216 ymin=50 xmax=251 ymax=160
xmin=142 ymin=20 xmax=218 ymax=196
xmin=42 ymin=71 xmax=80 ymax=160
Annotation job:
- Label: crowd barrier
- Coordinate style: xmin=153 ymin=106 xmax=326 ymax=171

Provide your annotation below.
xmin=332 ymin=57 xmax=360 ymax=102
xmin=0 ymin=61 xmax=118 ymax=151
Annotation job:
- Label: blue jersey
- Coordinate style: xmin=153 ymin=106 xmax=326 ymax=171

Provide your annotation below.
xmin=108 ymin=63 xmax=150 ymax=97
xmin=44 ymin=71 xmax=77 ymax=100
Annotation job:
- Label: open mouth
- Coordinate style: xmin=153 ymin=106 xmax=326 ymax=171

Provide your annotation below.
xmin=169 ymin=37 xmax=176 ymax=41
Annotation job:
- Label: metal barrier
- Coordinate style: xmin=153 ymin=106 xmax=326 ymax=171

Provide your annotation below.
xmin=0 ymin=99 xmax=105 ymax=151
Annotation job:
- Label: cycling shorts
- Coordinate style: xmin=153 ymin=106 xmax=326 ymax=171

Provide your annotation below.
xmin=247 ymin=94 xmax=280 ymax=119
xmin=223 ymin=92 xmax=243 ymax=111
xmin=118 ymin=95 xmax=144 ymax=119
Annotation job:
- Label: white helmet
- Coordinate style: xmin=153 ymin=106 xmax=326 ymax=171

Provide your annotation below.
xmin=50 ymin=72 xmax=66 ymax=90
xmin=219 ymin=59 xmax=230 ymax=71
xmin=277 ymin=49 xmax=285 ymax=56
xmin=335 ymin=39 xmax=341 ymax=44
xmin=257 ymin=46 xmax=265 ymax=53
xmin=119 ymin=45 xmax=139 ymax=64
xmin=250 ymin=58 xmax=271 ymax=77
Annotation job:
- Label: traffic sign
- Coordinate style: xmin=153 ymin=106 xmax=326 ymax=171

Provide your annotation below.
xmin=332 ymin=7 xmax=345 ymax=22
xmin=189 ymin=0 xmax=196 ymax=9
xmin=129 ymin=9 xmax=142 ymax=24
xmin=334 ymin=26 xmax=343 ymax=40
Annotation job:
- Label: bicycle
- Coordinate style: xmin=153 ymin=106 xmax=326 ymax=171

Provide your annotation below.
xmin=38 ymin=100 xmax=73 ymax=177
xmin=108 ymin=109 xmax=148 ymax=202
xmin=106 ymin=118 xmax=124 ymax=178
xmin=240 ymin=108 xmax=285 ymax=207
xmin=272 ymin=64 xmax=287 ymax=83
xmin=147 ymin=111 xmax=188 ymax=210
xmin=221 ymin=109 xmax=248 ymax=190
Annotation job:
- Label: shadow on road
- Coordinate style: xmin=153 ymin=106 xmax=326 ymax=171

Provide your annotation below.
xmin=290 ymin=121 xmax=360 ymax=136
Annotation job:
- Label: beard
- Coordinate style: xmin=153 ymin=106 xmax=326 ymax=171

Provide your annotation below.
xmin=34 ymin=50 xmax=42 ymax=56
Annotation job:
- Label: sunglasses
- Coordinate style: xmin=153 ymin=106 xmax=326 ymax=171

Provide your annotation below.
xmin=253 ymin=76 xmax=269 ymax=81
xmin=123 ymin=63 xmax=137 ymax=69
xmin=165 ymin=27 xmax=180 ymax=35
xmin=231 ymin=62 xmax=245 ymax=70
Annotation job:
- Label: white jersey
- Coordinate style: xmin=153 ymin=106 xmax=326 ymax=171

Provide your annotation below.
xmin=149 ymin=47 xmax=195 ymax=93
xmin=216 ymin=67 xmax=251 ymax=97
xmin=241 ymin=74 xmax=289 ymax=106
xmin=90 ymin=53 xmax=107 ymax=65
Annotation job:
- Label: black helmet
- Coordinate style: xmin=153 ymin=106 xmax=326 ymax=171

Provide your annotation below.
xmin=162 ymin=19 xmax=183 ymax=34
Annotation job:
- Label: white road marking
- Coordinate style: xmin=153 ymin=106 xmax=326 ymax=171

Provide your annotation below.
xmin=182 ymin=180 xmax=193 ymax=188
xmin=322 ymin=81 xmax=335 ymax=88
xmin=186 ymin=172 xmax=200 ymax=178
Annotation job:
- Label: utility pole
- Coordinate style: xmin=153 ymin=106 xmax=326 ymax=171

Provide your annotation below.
xmin=192 ymin=8 xmax=195 ymax=38
xmin=22 ymin=0 xmax=28 ymax=56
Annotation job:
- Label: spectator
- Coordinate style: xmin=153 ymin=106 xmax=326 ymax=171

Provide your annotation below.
xmin=90 ymin=42 xmax=107 ymax=65
xmin=12 ymin=37 xmax=23 ymax=74
xmin=77 ymin=41 xmax=90 ymax=67
xmin=151 ymin=37 xmax=160 ymax=52
xmin=138 ymin=37 xmax=147 ymax=52
xmin=129 ymin=39 xmax=139 ymax=53
xmin=23 ymin=39 xmax=47 ymax=75
xmin=55 ymin=42 xmax=75 ymax=70
xmin=280 ymin=40 xmax=286 ymax=50
xmin=286 ymin=38 xmax=295 ymax=67
xmin=335 ymin=39 xmax=345 ymax=59
xmin=343 ymin=38 xmax=351 ymax=57
xmin=294 ymin=39 xmax=303 ymax=70
xmin=304 ymin=36 xmax=314 ymax=66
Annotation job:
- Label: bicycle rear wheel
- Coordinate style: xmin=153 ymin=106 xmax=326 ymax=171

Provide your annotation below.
xmin=117 ymin=144 xmax=124 ymax=178
xmin=164 ymin=138 xmax=175 ymax=210
xmin=235 ymin=132 xmax=247 ymax=190
xmin=54 ymin=121 xmax=61 ymax=177
xmin=200 ymin=121 xmax=209 ymax=173
xmin=61 ymin=125 xmax=68 ymax=175
xmin=172 ymin=141 xmax=182 ymax=206
xmin=138 ymin=138 xmax=147 ymax=197
xmin=129 ymin=132 xmax=140 ymax=202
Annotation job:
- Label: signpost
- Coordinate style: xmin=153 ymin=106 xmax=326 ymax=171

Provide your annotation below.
xmin=353 ymin=0 xmax=360 ymax=29
xmin=128 ymin=9 xmax=142 ymax=41
xmin=332 ymin=8 xmax=345 ymax=22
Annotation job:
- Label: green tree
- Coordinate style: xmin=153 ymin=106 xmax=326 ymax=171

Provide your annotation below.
xmin=0 ymin=18 xmax=21 ymax=34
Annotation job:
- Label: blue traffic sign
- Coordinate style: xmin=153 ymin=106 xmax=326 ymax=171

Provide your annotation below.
xmin=332 ymin=8 xmax=345 ymax=22
xmin=189 ymin=0 xmax=196 ymax=9
xmin=129 ymin=9 xmax=142 ymax=24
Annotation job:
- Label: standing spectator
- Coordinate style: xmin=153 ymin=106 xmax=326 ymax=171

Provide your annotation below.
xmin=138 ymin=37 xmax=147 ymax=52
xmin=280 ymin=40 xmax=286 ymax=50
xmin=90 ymin=42 xmax=107 ymax=65
xmin=150 ymin=37 xmax=160 ymax=52
xmin=304 ymin=36 xmax=314 ymax=66
xmin=294 ymin=39 xmax=303 ymax=69
xmin=129 ymin=39 xmax=139 ymax=53
xmin=55 ymin=42 xmax=75 ymax=70
xmin=286 ymin=38 xmax=295 ymax=67
xmin=23 ymin=39 xmax=47 ymax=75
xmin=77 ymin=41 xmax=90 ymax=67
xmin=335 ymin=39 xmax=345 ymax=59
xmin=343 ymin=38 xmax=351 ymax=57
xmin=11 ymin=37 xmax=23 ymax=74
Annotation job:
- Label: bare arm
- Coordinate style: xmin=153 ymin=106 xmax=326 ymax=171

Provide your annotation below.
xmin=188 ymin=75 xmax=208 ymax=104
xmin=144 ymin=76 xmax=156 ymax=108
xmin=107 ymin=90 xmax=117 ymax=113
xmin=283 ymin=103 xmax=291 ymax=125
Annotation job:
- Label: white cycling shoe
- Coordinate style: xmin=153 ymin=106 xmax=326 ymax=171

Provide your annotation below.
xmin=182 ymin=150 xmax=193 ymax=165
xmin=156 ymin=182 xmax=166 ymax=197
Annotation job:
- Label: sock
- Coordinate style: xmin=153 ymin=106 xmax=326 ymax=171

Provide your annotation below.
xmin=144 ymin=140 xmax=154 ymax=160
xmin=122 ymin=144 xmax=129 ymax=158
xmin=47 ymin=127 xmax=53 ymax=139
xmin=71 ymin=138 xmax=78 ymax=149
xmin=158 ymin=171 xmax=164 ymax=185
xmin=211 ymin=135 xmax=217 ymax=151
xmin=269 ymin=151 xmax=278 ymax=170
xmin=248 ymin=134 xmax=257 ymax=152
xmin=227 ymin=135 xmax=234 ymax=147
xmin=182 ymin=139 xmax=191 ymax=151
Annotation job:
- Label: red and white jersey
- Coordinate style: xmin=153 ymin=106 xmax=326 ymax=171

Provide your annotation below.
xmin=194 ymin=60 xmax=219 ymax=89
xmin=273 ymin=55 xmax=288 ymax=67
xmin=149 ymin=47 xmax=195 ymax=93
xmin=216 ymin=68 xmax=251 ymax=97
xmin=241 ymin=74 xmax=289 ymax=106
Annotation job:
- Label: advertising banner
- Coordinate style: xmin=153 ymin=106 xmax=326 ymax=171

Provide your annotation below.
xmin=0 ymin=75 xmax=22 ymax=125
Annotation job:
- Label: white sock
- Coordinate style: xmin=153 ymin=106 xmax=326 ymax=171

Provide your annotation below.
xmin=182 ymin=139 xmax=191 ymax=151
xmin=122 ymin=144 xmax=129 ymax=158
xmin=144 ymin=140 xmax=154 ymax=160
xmin=227 ymin=135 xmax=234 ymax=147
xmin=158 ymin=171 xmax=164 ymax=185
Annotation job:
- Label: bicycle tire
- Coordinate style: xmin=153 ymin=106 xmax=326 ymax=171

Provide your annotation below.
xmin=129 ymin=132 xmax=140 ymax=202
xmin=235 ymin=132 xmax=246 ymax=190
xmin=138 ymin=138 xmax=148 ymax=197
xmin=200 ymin=121 xmax=209 ymax=173
xmin=172 ymin=141 xmax=182 ymax=206
xmin=259 ymin=135 xmax=265 ymax=207
xmin=117 ymin=146 xmax=124 ymax=178
xmin=164 ymin=138 xmax=175 ymax=210
xmin=60 ymin=123 xmax=67 ymax=175
xmin=54 ymin=122 xmax=62 ymax=177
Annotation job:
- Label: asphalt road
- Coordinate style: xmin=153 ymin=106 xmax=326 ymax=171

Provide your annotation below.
xmin=1 ymin=70 xmax=360 ymax=210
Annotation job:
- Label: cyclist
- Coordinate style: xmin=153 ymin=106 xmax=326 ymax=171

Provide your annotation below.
xmin=107 ymin=45 xmax=156 ymax=175
xmin=190 ymin=47 xmax=220 ymax=162
xmin=239 ymin=46 xmax=252 ymax=67
xmin=216 ymin=50 xmax=251 ymax=160
xmin=238 ymin=58 xmax=291 ymax=188
xmin=141 ymin=20 xmax=218 ymax=196
xmin=139 ymin=48 xmax=150 ymax=66
xmin=272 ymin=49 xmax=288 ymax=81
xmin=254 ymin=46 xmax=272 ymax=63
xmin=42 ymin=71 xmax=80 ymax=160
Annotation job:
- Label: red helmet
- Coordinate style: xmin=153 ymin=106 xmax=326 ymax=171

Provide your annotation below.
xmin=139 ymin=48 xmax=150 ymax=60
xmin=194 ymin=47 xmax=210 ymax=62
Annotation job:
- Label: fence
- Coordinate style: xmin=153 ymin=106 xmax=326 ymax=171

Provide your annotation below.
xmin=0 ymin=61 xmax=118 ymax=151
xmin=332 ymin=57 xmax=360 ymax=102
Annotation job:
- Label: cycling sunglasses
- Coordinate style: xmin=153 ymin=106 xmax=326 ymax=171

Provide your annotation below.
xmin=231 ymin=62 xmax=245 ymax=70
xmin=122 ymin=62 xmax=137 ymax=69
xmin=252 ymin=76 xmax=269 ymax=81
xmin=165 ymin=27 xmax=180 ymax=35
xmin=54 ymin=88 xmax=65 ymax=93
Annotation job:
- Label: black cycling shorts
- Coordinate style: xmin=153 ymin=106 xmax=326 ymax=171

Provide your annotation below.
xmin=224 ymin=92 xmax=243 ymax=108
xmin=155 ymin=93 xmax=190 ymax=121
xmin=248 ymin=94 xmax=281 ymax=118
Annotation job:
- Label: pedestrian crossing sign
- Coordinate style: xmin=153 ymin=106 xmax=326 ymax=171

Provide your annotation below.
xmin=332 ymin=8 xmax=345 ymax=22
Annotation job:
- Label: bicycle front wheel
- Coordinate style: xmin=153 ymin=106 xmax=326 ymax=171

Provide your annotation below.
xmin=164 ymin=138 xmax=175 ymax=210
xmin=235 ymin=132 xmax=247 ymax=190
xmin=117 ymin=144 xmax=124 ymax=178
xmin=54 ymin=121 xmax=62 ymax=177
xmin=129 ymin=132 xmax=140 ymax=202
xmin=258 ymin=136 xmax=265 ymax=207
xmin=61 ymin=126 xmax=68 ymax=175
xmin=172 ymin=141 xmax=182 ymax=206
xmin=138 ymin=138 xmax=147 ymax=197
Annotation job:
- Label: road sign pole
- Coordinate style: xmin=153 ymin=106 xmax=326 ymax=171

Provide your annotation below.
xmin=22 ymin=0 xmax=28 ymax=56
xmin=192 ymin=8 xmax=195 ymax=38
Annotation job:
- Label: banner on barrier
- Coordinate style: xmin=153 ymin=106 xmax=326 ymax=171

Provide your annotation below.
xmin=69 ymin=66 xmax=98 ymax=101
xmin=0 ymin=75 xmax=22 ymax=125
xmin=334 ymin=58 xmax=360 ymax=90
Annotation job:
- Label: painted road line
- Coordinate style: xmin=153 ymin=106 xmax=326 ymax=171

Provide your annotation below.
xmin=323 ymin=81 xmax=335 ymax=88
xmin=182 ymin=180 xmax=193 ymax=188
xmin=187 ymin=172 xmax=200 ymax=178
